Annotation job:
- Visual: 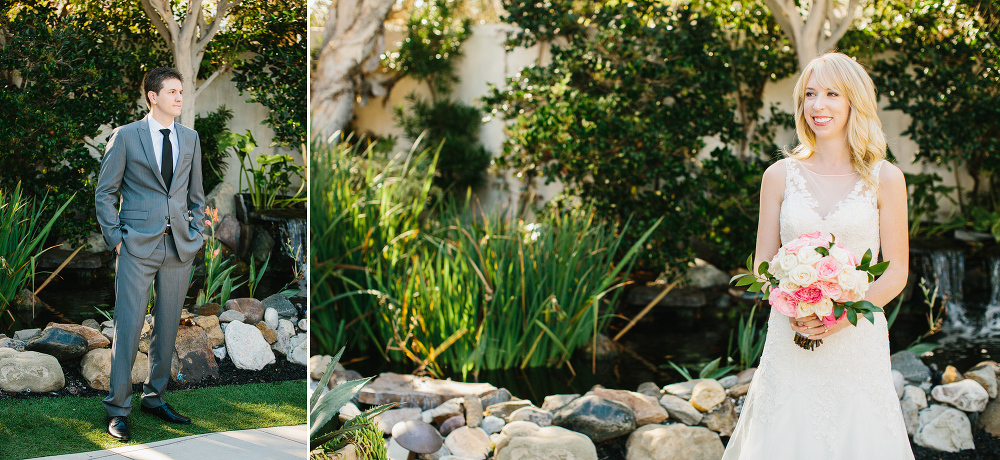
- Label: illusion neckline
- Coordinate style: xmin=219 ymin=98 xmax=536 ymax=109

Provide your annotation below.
xmin=795 ymin=160 xmax=858 ymax=177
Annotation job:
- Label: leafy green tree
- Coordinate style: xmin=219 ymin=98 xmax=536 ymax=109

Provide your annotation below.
xmin=0 ymin=2 xmax=166 ymax=245
xmin=486 ymin=0 xmax=796 ymax=270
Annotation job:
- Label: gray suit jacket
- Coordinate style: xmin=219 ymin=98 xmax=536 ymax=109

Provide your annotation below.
xmin=95 ymin=118 xmax=206 ymax=262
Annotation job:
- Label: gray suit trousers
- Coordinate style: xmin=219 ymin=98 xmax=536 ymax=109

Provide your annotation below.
xmin=103 ymin=234 xmax=193 ymax=417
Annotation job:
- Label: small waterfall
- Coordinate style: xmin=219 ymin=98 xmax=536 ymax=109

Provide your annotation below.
xmin=981 ymin=258 xmax=1000 ymax=334
xmin=278 ymin=217 xmax=307 ymax=275
xmin=920 ymin=249 xmax=974 ymax=334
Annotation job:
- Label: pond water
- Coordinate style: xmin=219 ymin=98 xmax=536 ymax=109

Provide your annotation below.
xmin=347 ymin=242 xmax=1000 ymax=404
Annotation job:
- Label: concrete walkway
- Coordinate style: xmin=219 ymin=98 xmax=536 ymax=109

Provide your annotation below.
xmin=32 ymin=424 xmax=308 ymax=460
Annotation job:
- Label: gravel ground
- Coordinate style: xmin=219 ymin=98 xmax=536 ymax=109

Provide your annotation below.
xmin=0 ymin=356 xmax=306 ymax=400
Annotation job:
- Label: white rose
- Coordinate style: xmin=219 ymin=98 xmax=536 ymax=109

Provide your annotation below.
xmin=812 ymin=298 xmax=834 ymax=317
xmin=779 ymin=279 xmax=800 ymax=293
xmin=789 ymin=265 xmax=819 ymax=287
xmin=855 ymin=270 xmax=871 ymax=294
xmin=772 ymin=247 xmax=787 ymax=262
xmin=830 ymin=246 xmax=851 ymax=265
xmin=797 ymin=300 xmax=814 ymax=318
xmin=837 ymin=268 xmax=858 ymax=291
xmin=776 ymin=254 xmax=800 ymax=277
xmin=796 ymin=247 xmax=824 ymax=266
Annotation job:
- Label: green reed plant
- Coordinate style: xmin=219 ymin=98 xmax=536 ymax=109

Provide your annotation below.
xmin=0 ymin=183 xmax=72 ymax=325
xmin=196 ymin=206 xmax=245 ymax=306
xmin=727 ymin=302 xmax=767 ymax=370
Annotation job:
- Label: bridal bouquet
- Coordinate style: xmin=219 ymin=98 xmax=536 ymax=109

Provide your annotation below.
xmin=731 ymin=231 xmax=888 ymax=350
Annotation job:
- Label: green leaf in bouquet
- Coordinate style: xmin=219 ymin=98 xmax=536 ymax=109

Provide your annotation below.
xmin=746 ymin=254 xmax=754 ymax=272
xmin=834 ymin=304 xmax=845 ymax=318
xmin=763 ymin=289 xmax=771 ymax=300
xmin=868 ymin=261 xmax=890 ymax=276
xmin=830 ymin=234 xmax=836 ymax=246
xmin=749 ymin=281 xmax=765 ymax=292
xmin=862 ymin=310 xmax=875 ymax=324
xmin=730 ymin=273 xmax=748 ymax=285
xmin=861 ymin=249 xmax=873 ymax=268
xmin=846 ymin=308 xmax=858 ymax=325
xmin=815 ymin=246 xmax=829 ymax=256
xmin=735 ymin=275 xmax=756 ymax=287
xmin=758 ymin=261 xmax=769 ymax=276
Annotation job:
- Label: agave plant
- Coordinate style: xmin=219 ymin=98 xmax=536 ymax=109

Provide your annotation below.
xmin=309 ymin=347 xmax=396 ymax=452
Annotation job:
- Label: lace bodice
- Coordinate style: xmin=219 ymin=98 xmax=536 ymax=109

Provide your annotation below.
xmin=780 ymin=158 xmax=883 ymax=263
xmin=723 ymin=158 xmax=913 ymax=460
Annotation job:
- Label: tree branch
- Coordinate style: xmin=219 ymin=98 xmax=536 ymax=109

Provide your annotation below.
xmin=802 ymin=0 xmax=828 ymax=54
xmin=196 ymin=0 xmax=239 ymax=52
xmin=179 ymin=0 xmax=205 ymax=46
xmin=821 ymin=0 xmax=860 ymax=52
xmin=141 ymin=0 xmax=175 ymax=47
xmin=194 ymin=67 xmax=226 ymax=99
xmin=764 ymin=0 xmax=800 ymax=50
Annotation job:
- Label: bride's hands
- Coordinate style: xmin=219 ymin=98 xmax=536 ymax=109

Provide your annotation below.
xmin=788 ymin=314 xmax=851 ymax=339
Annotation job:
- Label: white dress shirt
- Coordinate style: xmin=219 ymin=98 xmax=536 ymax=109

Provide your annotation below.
xmin=147 ymin=113 xmax=179 ymax=173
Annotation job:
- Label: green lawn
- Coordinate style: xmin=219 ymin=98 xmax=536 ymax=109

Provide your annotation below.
xmin=0 ymin=380 xmax=306 ymax=460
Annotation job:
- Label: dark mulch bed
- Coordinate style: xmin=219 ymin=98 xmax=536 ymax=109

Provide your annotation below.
xmin=589 ymin=429 xmax=1000 ymax=460
xmin=0 ymin=355 xmax=305 ymax=400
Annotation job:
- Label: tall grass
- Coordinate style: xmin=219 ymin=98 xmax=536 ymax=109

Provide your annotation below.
xmin=0 ymin=183 xmax=72 ymax=325
xmin=310 ymin=136 xmax=660 ymax=377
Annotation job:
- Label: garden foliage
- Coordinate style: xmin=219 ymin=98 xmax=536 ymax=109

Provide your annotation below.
xmin=311 ymin=136 xmax=658 ymax=376
xmin=485 ymin=0 xmax=796 ymax=270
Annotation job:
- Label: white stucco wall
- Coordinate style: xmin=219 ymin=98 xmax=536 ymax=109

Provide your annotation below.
xmin=351 ymin=23 xmax=967 ymax=218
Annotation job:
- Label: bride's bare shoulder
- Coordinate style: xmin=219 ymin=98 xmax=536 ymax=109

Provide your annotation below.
xmin=761 ymin=158 xmax=789 ymax=189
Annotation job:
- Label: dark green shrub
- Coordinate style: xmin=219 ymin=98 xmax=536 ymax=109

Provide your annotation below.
xmin=194 ymin=106 xmax=235 ymax=193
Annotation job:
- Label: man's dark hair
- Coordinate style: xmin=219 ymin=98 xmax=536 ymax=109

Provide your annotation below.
xmin=143 ymin=67 xmax=184 ymax=108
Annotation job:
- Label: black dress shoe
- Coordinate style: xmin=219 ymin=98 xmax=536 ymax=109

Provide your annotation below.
xmin=107 ymin=416 xmax=131 ymax=442
xmin=140 ymin=402 xmax=192 ymax=424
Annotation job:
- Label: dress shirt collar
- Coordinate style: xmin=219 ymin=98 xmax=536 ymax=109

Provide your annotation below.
xmin=147 ymin=112 xmax=175 ymax=133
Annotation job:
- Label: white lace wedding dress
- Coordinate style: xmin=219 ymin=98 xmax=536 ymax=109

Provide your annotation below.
xmin=722 ymin=158 xmax=914 ymax=459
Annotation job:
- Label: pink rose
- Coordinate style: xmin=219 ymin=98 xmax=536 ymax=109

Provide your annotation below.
xmin=793 ymin=285 xmax=824 ymax=304
xmin=815 ymin=256 xmax=843 ymax=281
xmin=836 ymin=289 xmax=860 ymax=303
xmin=836 ymin=243 xmax=859 ymax=266
xmin=769 ymin=288 xmax=798 ymax=317
xmin=784 ymin=238 xmax=810 ymax=255
xmin=821 ymin=310 xmax=847 ymax=328
xmin=803 ymin=231 xmax=822 ymax=239
xmin=817 ymin=281 xmax=843 ymax=300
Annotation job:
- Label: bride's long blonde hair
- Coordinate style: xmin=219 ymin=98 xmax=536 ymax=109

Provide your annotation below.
xmin=788 ymin=53 xmax=886 ymax=190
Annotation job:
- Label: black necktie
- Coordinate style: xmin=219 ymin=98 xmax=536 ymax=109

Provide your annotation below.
xmin=160 ymin=128 xmax=173 ymax=189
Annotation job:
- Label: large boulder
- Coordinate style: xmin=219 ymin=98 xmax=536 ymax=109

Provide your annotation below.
xmin=591 ymin=388 xmax=668 ymax=426
xmin=80 ymin=349 xmax=149 ymax=390
xmin=224 ymin=298 xmax=266 ymax=325
xmin=0 ymin=348 xmax=64 ymax=392
xmin=224 ymin=320 xmax=275 ymax=370
xmin=171 ymin=324 xmax=219 ymax=384
xmin=552 ymin=395 xmax=637 ymax=442
xmin=494 ymin=421 xmax=598 ymax=460
xmin=890 ymin=350 xmax=931 ymax=385
xmin=509 ymin=407 xmax=554 ymax=426
xmin=931 ymin=380 xmax=989 ymax=412
xmin=45 ymin=323 xmax=110 ymax=350
xmin=358 ymin=372 xmax=498 ymax=410
xmin=913 ymin=405 xmax=975 ymax=453
xmin=625 ymin=424 xmax=725 ymax=460
xmin=542 ymin=394 xmax=580 ymax=412
xmin=24 ymin=328 xmax=88 ymax=361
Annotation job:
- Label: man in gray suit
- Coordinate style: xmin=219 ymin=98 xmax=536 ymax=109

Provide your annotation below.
xmin=95 ymin=67 xmax=205 ymax=442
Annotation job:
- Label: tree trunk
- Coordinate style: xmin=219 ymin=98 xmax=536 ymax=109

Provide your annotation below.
xmin=763 ymin=0 xmax=860 ymax=71
xmin=141 ymin=0 xmax=238 ymax=128
xmin=311 ymin=0 xmax=395 ymax=143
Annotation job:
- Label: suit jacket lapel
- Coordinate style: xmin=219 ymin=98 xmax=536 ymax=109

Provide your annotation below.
xmin=139 ymin=118 xmax=168 ymax=192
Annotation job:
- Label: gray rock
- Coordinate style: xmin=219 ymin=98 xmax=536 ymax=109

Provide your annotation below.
xmin=193 ymin=302 xmax=223 ymax=317
xmin=214 ymin=214 xmax=241 ymax=252
xmin=101 ymin=327 xmax=114 ymax=342
xmin=735 ymin=368 xmax=755 ymax=386
xmin=591 ymin=388 xmax=667 ymax=426
xmin=662 ymin=379 xmax=706 ymax=400
xmin=297 ymin=318 xmax=308 ymax=332
xmin=487 ymin=401 xmax=536 ymax=421
xmin=440 ymin=414 xmax=466 ymax=437
xmin=480 ymin=388 xmax=513 ymax=407
xmin=271 ymin=319 xmax=295 ymax=357
xmin=218 ymin=309 xmax=245 ymax=323
xmin=46 ymin=322 xmax=110 ymax=351
xmin=892 ymin=370 xmax=906 ymax=399
xmin=552 ymin=395 xmax=636 ymax=443
xmin=418 ymin=445 xmax=451 ymax=460
xmin=481 ymin=415 xmax=505 ymax=435
xmin=542 ymin=394 xmax=580 ymax=412
xmin=358 ymin=373 xmax=498 ymax=410
xmin=264 ymin=308 xmax=279 ymax=331
xmin=636 ymin=382 xmax=661 ymax=399
xmin=914 ymin=405 xmax=975 ymax=452
xmin=464 ymin=395 xmax=484 ymax=428
xmin=288 ymin=333 xmax=307 ymax=366
xmin=717 ymin=375 xmax=738 ymax=390
xmin=0 ymin=338 xmax=25 ymax=352
xmin=658 ymin=394 xmax=702 ymax=426
xmin=493 ymin=421 xmax=597 ymax=460
xmin=625 ymin=423 xmax=725 ymax=460
xmin=82 ymin=319 xmax=101 ymax=330
xmin=101 ymin=320 xmax=115 ymax=328
xmin=424 ymin=398 xmax=464 ymax=424
xmin=0 ymin=349 xmax=64 ymax=392
xmin=901 ymin=385 xmax=929 ymax=436
xmin=374 ymin=407 xmax=422 ymax=435
xmin=964 ymin=365 xmax=998 ymax=399
xmin=248 ymin=229 xmax=274 ymax=271
xmin=224 ymin=320 xmax=275 ymax=370
xmin=702 ymin=398 xmax=737 ymax=437
xmin=685 ymin=259 xmax=731 ymax=289
xmin=80 ymin=349 xmax=148 ymax=390
xmin=213 ymin=346 xmax=227 ymax=361
xmin=25 ymin=328 xmax=88 ymax=361
xmin=891 ymin=350 xmax=931 ymax=385
xmin=977 ymin=391 xmax=1000 ymax=437
xmin=509 ymin=407 xmax=554 ymax=426
xmin=205 ymin=182 xmax=237 ymax=221
xmin=262 ymin=293 xmax=298 ymax=318
xmin=13 ymin=328 xmax=41 ymax=342
xmin=932 ymin=380 xmax=989 ymax=412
